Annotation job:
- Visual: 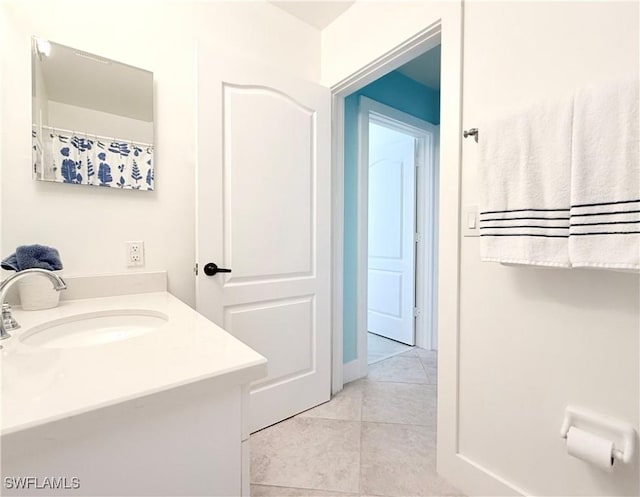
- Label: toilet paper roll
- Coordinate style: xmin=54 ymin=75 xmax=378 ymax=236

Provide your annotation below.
xmin=566 ymin=426 xmax=614 ymax=472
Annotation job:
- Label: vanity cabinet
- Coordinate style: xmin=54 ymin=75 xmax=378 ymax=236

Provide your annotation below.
xmin=2 ymin=377 xmax=254 ymax=496
xmin=1 ymin=290 xmax=266 ymax=496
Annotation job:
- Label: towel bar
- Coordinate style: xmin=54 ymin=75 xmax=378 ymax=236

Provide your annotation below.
xmin=464 ymin=128 xmax=479 ymax=142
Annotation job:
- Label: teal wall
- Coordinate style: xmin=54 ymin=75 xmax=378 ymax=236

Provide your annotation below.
xmin=343 ymin=70 xmax=440 ymax=363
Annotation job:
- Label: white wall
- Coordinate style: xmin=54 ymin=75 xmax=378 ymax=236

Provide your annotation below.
xmin=0 ymin=7 xmax=6 ymax=266
xmin=321 ymin=1 xmax=452 ymax=87
xmin=323 ymin=1 xmax=639 ymax=496
xmin=1 ymin=0 xmax=320 ymax=306
xmin=459 ymin=3 xmax=638 ymax=496
xmin=46 ymin=101 xmax=153 ymax=144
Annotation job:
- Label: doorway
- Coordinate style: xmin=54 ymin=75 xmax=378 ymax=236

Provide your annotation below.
xmin=367 ymin=118 xmax=417 ymax=350
xmin=250 ymin=9 xmax=466 ymax=492
xmin=361 ymin=97 xmax=439 ymax=365
xmin=336 ymin=44 xmax=441 ymax=377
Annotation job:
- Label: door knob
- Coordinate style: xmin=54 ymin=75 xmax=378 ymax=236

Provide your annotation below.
xmin=203 ymin=263 xmax=232 ymax=276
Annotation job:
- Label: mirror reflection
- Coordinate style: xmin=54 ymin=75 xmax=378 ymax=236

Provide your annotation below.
xmin=31 ymin=38 xmax=154 ymax=190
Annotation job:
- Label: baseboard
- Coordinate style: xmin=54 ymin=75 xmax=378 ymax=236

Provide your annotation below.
xmin=342 ymin=359 xmax=363 ymax=384
xmin=456 ymin=454 xmax=528 ymax=496
xmin=438 ymin=451 xmax=528 ymax=497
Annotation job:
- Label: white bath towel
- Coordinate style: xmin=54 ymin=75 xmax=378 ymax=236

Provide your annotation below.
xmin=477 ymin=94 xmax=573 ymax=267
xmin=569 ymin=78 xmax=640 ymax=271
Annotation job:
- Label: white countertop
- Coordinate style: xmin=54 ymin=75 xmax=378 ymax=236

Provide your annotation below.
xmin=0 ymin=292 xmax=267 ymax=435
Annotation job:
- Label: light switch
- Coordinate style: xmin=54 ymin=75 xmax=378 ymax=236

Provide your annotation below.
xmin=463 ymin=205 xmax=480 ymax=237
xmin=467 ymin=211 xmax=477 ymax=229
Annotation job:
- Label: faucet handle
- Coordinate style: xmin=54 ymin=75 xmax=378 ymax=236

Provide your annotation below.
xmin=2 ymin=303 xmax=20 ymax=332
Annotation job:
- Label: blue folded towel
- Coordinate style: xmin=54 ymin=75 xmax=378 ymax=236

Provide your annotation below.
xmin=1 ymin=253 xmax=18 ymax=271
xmin=1 ymin=244 xmax=63 ymax=272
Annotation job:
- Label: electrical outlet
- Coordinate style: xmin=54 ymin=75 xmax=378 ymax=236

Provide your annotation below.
xmin=126 ymin=241 xmax=145 ymax=267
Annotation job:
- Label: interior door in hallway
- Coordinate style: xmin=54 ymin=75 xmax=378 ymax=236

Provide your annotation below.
xmin=196 ymin=49 xmax=331 ymax=432
xmin=367 ymin=122 xmax=417 ymax=346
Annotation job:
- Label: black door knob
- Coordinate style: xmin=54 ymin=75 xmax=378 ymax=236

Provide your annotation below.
xmin=203 ymin=263 xmax=232 ymax=276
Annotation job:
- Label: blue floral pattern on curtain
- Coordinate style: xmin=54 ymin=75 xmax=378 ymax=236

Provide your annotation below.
xmin=32 ymin=128 xmax=154 ymax=191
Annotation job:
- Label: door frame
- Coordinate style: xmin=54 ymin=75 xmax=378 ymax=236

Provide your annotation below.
xmin=330 ymin=23 xmax=444 ymax=392
xmin=329 ymin=10 xmax=522 ymax=496
xmin=358 ymin=96 xmax=439 ymax=374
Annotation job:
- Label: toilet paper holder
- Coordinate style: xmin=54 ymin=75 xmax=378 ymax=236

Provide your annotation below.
xmin=560 ymin=406 xmax=637 ymax=464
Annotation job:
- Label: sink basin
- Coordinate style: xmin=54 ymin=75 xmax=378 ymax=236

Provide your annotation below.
xmin=20 ymin=310 xmax=169 ymax=348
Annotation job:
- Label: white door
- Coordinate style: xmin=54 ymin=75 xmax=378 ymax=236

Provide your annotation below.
xmin=196 ymin=48 xmax=331 ymax=433
xmin=367 ymin=122 xmax=417 ymax=346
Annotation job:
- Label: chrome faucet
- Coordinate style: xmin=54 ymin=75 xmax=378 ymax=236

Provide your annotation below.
xmin=0 ymin=268 xmax=67 ymax=340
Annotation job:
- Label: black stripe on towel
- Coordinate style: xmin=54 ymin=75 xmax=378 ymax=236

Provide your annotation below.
xmin=569 ymin=231 xmax=640 ymax=236
xmin=480 ymin=233 xmax=569 ymax=238
xmin=479 ymin=225 xmax=569 ymax=230
xmin=480 ymin=207 xmax=570 ymax=215
xmin=571 ymin=199 xmax=640 ymax=209
xmin=571 ymin=220 xmax=640 ymax=227
xmin=480 ymin=216 xmax=570 ymax=222
xmin=570 ymin=209 xmax=640 ymax=218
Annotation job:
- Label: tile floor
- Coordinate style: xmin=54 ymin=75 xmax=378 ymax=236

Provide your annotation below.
xmin=250 ymin=348 xmax=463 ymax=497
xmin=367 ymin=333 xmax=412 ymax=365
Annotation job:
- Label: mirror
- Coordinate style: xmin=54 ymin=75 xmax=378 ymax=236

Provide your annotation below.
xmin=31 ymin=38 xmax=154 ymax=190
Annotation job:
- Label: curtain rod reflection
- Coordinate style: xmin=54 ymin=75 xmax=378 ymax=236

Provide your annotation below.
xmin=37 ymin=124 xmax=153 ymax=149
